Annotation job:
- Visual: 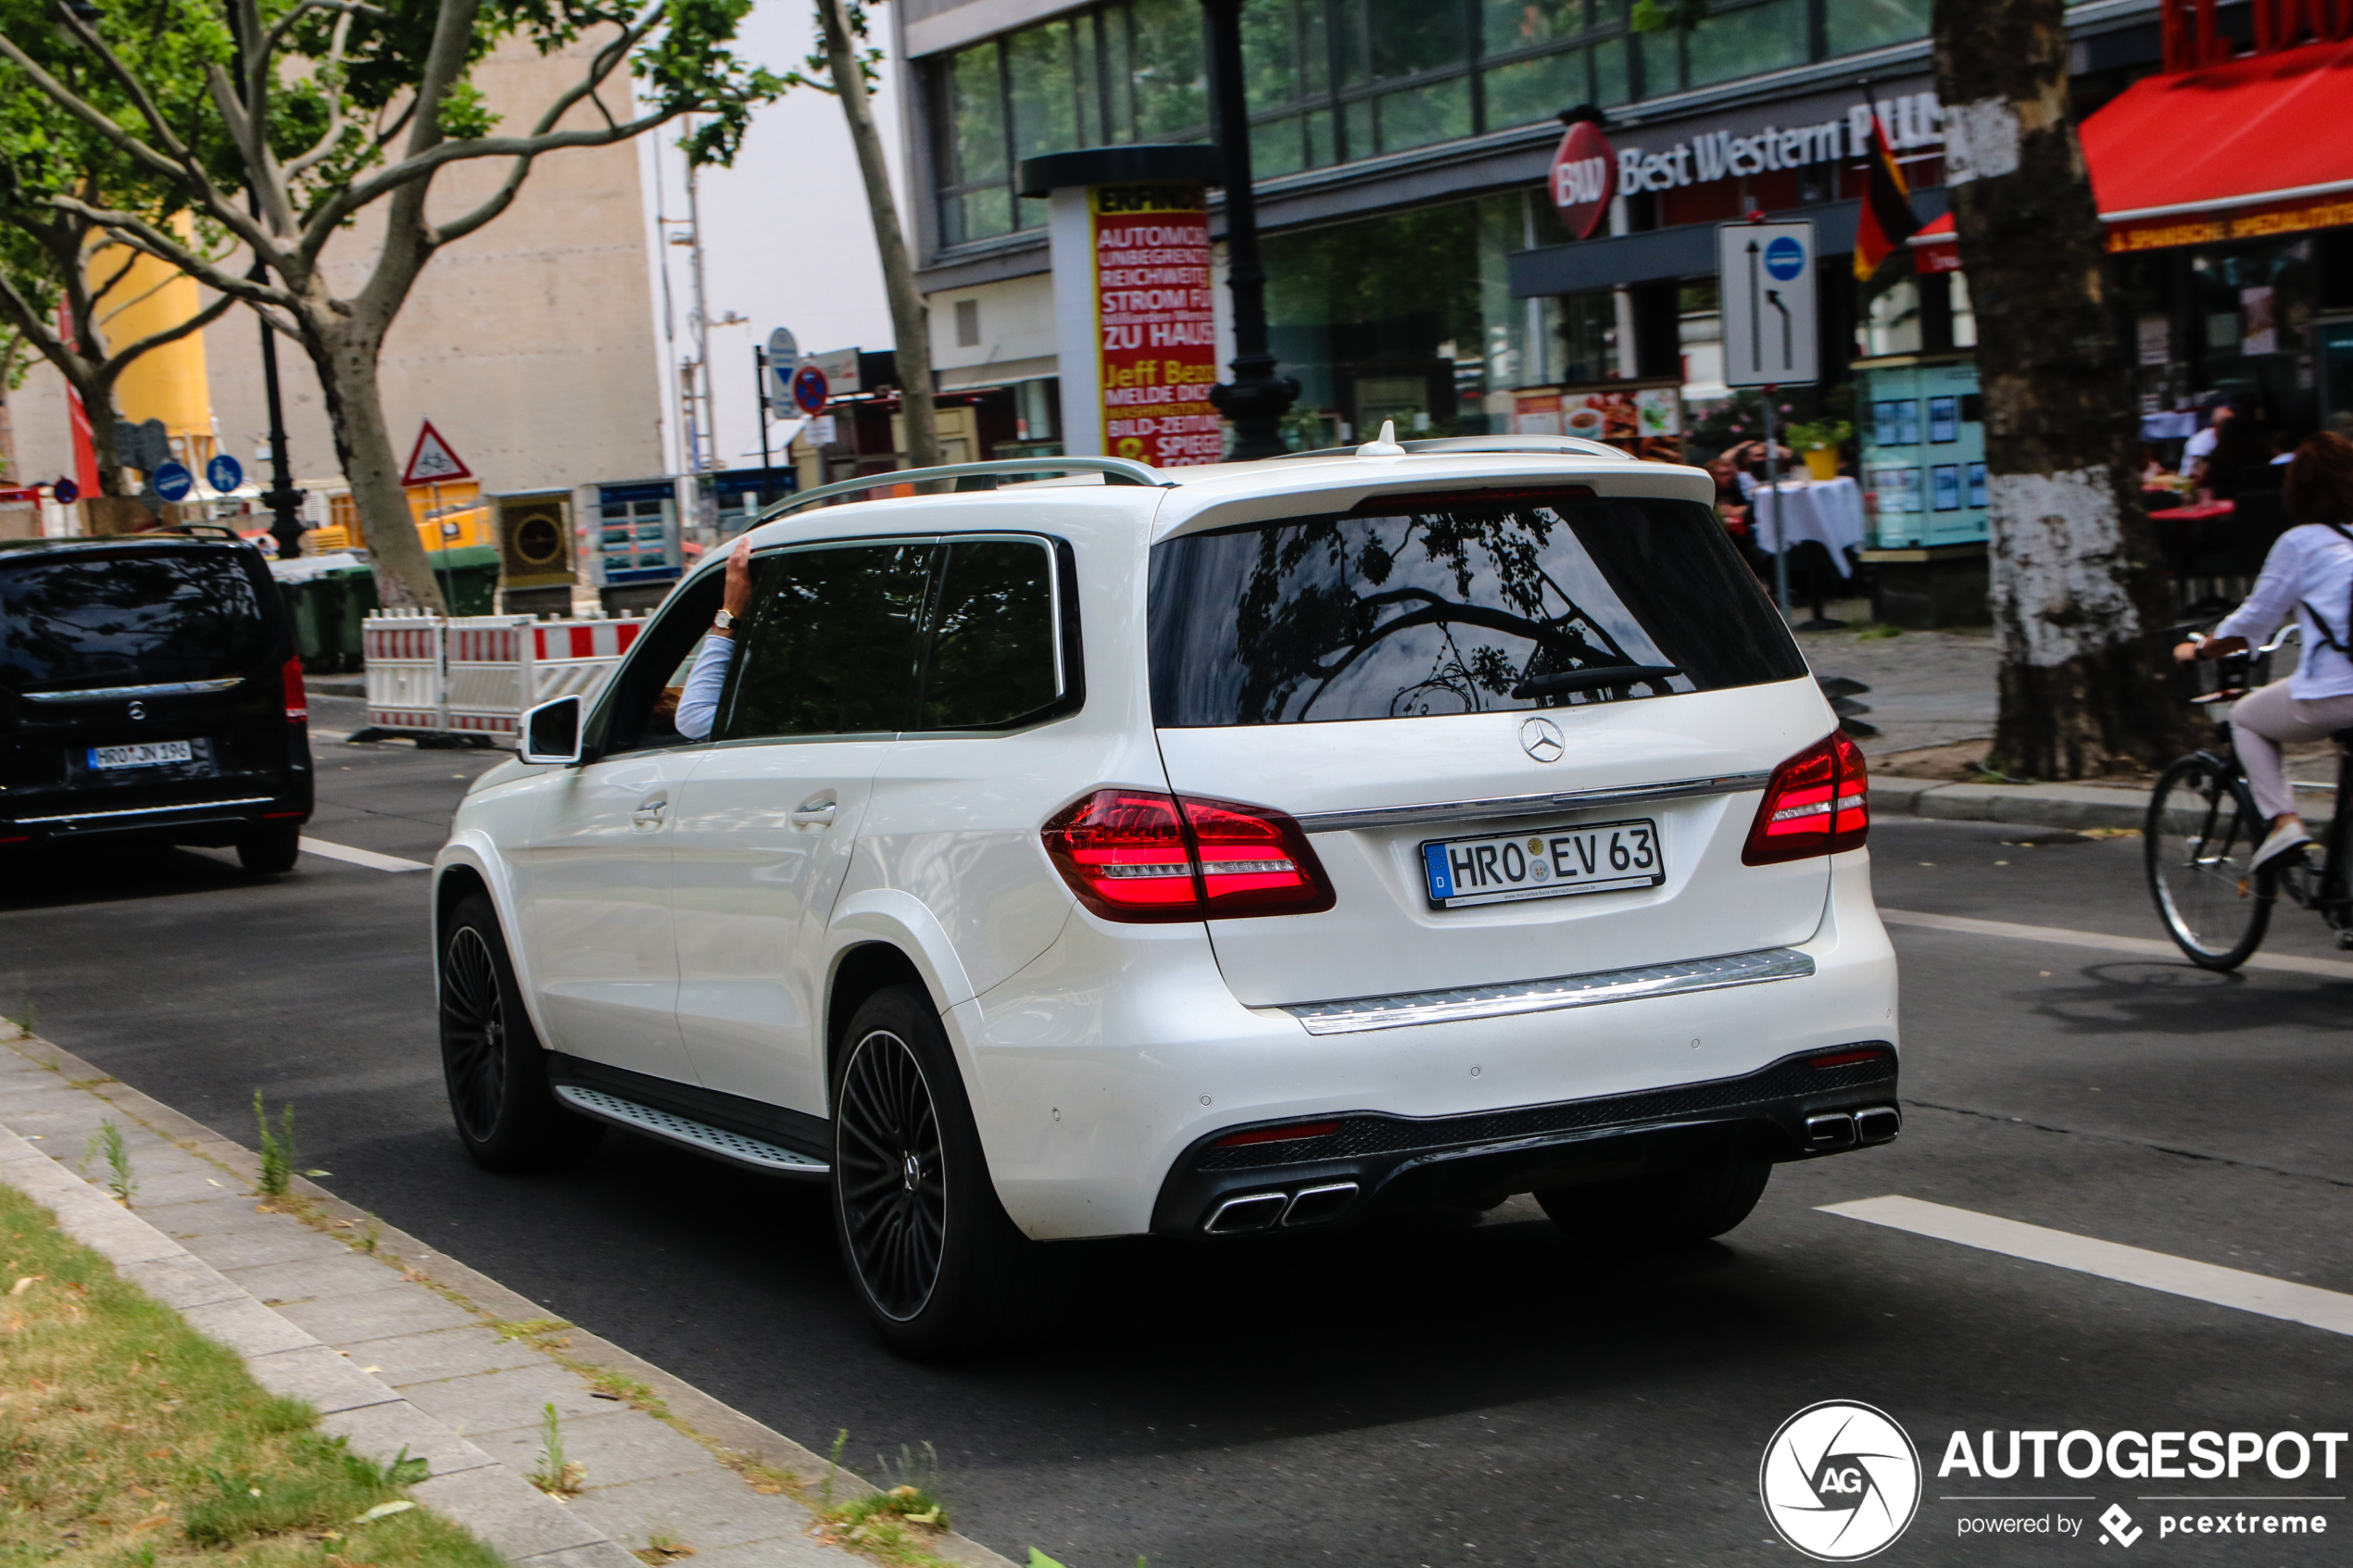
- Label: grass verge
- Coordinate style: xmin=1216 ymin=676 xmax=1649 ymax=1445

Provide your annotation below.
xmin=0 ymin=1178 xmax=504 ymax=1568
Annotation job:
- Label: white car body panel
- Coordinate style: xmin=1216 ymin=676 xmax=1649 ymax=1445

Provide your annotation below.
xmin=434 ymin=448 xmax=1900 ymax=1243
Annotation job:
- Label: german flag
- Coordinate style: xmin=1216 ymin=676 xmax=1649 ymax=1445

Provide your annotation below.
xmin=1853 ymin=107 xmax=1921 ymax=281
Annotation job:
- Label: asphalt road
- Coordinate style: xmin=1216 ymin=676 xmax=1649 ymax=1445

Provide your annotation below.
xmin=5 ymin=701 xmax=2349 ymax=1567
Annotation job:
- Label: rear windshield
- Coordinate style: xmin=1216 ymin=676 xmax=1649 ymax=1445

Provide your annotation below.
xmin=1148 ymin=495 xmax=1805 ymax=727
xmin=0 ymin=547 xmax=271 ymax=693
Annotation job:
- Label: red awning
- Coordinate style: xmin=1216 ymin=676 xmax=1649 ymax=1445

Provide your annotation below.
xmin=1908 ymin=37 xmax=2353 ymax=267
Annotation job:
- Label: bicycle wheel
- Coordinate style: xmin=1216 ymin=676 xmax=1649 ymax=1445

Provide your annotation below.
xmin=2145 ymin=753 xmax=2273 ymax=969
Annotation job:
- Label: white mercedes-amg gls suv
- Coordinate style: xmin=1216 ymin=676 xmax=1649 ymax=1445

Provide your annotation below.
xmin=432 ymin=439 xmax=1899 ymax=1357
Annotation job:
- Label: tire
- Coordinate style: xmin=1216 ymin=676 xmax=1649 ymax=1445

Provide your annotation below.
xmin=1534 ymin=1159 xmax=1771 ymax=1251
xmin=829 ymin=984 xmax=1070 ymax=1359
xmin=237 ymin=822 xmax=303 ymax=875
xmin=438 ymin=891 xmax=603 ymax=1171
xmin=2146 ymin=753 xmax=2273 ymax=970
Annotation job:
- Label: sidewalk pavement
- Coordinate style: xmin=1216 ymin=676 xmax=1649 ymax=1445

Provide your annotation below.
xmin=0 ymin=1024 xmax=1013 ymax=1568
xmin=1870 ymin=775 xmax=2155 ymax=833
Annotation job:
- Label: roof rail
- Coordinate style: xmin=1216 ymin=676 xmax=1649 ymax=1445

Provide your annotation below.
xmin=1267 ymin=435 xmax=1630 ymax=461
xmin=153 ymin=521 xmax=248 ymax=540
xmin=756 ymin=456 xmax=1172 ymax=524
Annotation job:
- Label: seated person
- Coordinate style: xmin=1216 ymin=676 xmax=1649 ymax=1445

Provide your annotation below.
xmin=673 ymin=535 xmax=754 ymax=742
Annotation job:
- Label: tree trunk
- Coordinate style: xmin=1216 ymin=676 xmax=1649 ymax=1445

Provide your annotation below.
xmin=818 ymin=0 xmax=940 ymax=475
xmin=305 ymin=314 xmax=447 ymax=612
xmin=1931 ymin=0 xmax=2196 ymax=778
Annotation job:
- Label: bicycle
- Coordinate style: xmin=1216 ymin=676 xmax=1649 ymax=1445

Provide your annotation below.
xmin=2145 ymin=623 xmax=2353 ymax=968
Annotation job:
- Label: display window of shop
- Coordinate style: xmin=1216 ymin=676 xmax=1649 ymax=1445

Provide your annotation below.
xmin=1262 ymin=194 xmax=1554 ymax=444
xmin=928 ymin=0 xmax=1937 ymax=253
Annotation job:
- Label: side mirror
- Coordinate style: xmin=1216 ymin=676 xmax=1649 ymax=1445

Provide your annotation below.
xmin=520 ymin=695 xmax=583 ymax=765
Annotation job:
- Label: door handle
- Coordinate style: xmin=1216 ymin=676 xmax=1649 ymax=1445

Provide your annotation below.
xmin=790 ymin=794 xmax=837 ymax=829
xmin=631 ymin=797 xmax=669 ymax=829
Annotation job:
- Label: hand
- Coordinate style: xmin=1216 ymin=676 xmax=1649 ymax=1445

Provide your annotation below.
xmin=2172 ymin=641 xmax=2201 ymax=665
xmin=720 ymin=535 xmax=753 ymax=627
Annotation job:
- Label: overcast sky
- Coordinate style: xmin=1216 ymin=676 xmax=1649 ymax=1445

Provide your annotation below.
xmin=638 ymin=3 xmax=907 ymax=474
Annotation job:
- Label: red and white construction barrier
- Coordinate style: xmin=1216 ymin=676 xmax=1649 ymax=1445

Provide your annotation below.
xmin=362 ymin=609 xmax=645 ymax=739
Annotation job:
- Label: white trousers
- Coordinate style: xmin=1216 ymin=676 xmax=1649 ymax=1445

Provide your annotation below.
xmin=2229 ymin=679 xmax=2353 ymax=820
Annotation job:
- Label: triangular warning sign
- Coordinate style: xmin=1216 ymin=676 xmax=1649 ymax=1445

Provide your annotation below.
xmin=400 ymin=420 xmax=473 ymax=487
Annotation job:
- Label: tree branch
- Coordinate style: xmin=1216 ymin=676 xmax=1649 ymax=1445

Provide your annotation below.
xmin=44 ymin=194 xmax=295 ymax=313
xmin=283 ymin=11 xmax=359 ymax=180
xmin=94 ymin=288 xmax=237 ymax=383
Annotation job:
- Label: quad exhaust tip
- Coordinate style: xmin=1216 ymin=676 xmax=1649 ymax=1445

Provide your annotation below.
xmin=1807 ymin=1106 xmax=1902 ymax=1150
xmin=1203 ymin=1181 xmax=1362 ymax=1235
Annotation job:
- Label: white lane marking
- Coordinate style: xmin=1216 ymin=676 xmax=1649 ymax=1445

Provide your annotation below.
xmin=1878 ymin=907 xmax=2353 ymax=981
xmin=1820 ymin=1195 xmax=2353 ymax=1337
xmin=298 ymin=837 xmax=430 ymax=872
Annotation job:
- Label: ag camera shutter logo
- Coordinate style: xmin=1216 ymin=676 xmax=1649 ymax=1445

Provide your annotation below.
xmin=1760 ymin=1400 xmax=1921 ymax=1560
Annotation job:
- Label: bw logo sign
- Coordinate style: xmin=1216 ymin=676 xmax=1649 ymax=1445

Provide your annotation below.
xmin=1761 ymin=1401 xmax=1922 ymax=1560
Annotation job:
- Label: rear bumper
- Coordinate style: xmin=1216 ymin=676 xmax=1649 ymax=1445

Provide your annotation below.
xmin=1149 ymin=1045 xmax=1898 ymax=1236
xmin=1 ymin=790 xmax=310 ymax=847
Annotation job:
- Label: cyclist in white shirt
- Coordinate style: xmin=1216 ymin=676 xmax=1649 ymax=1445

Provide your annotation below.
xmin=675 ymin=536 xmax=752 ymax=742
xmin=2175 ymin=432 xmax=2353 ymax=869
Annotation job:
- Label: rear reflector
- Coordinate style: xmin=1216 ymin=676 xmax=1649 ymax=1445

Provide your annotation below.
xmin=1743 ymin=731 xmax=1868 ymax=865
xmin=282 ymin=657 xmax=308 ymax=722
xmin=1807 ymin=1047 xmax=1894 ymax=1070
xmin=1211 ymin=1121 xmax=1340 ymax=1148
xmin=1042 ymin=789 xmax=1336 ymax=923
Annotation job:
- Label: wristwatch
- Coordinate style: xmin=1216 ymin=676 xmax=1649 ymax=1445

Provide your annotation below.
xmin=712 ymin=608 xmax=736 ymax=633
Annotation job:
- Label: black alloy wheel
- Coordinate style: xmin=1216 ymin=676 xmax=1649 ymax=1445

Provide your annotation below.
xmin=441 ymin=924 xmax=510 ymax=1145
xmin=828 ymin=984 xmax=1073 ymax=1358
xmin=835 ymin=1027 xmax=948 ymax=1322
xmin=1536 ymin=1158 xmax=1773 ymax=1251
xmin=237 ymin=821 xmax=303 ymax=875
xmin=437 ymin=891 xmax=601 ymax=1170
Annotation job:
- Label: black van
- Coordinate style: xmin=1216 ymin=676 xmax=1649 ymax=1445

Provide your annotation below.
xmin=1 ymin=530 xmax=312 ymax=872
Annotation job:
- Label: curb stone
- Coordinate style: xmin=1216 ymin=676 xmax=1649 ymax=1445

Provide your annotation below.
xmin=1871 ymin=775 xmax=2155 ymax=833
xmin=0 ymin=1026 xmax=1016 ymax=1568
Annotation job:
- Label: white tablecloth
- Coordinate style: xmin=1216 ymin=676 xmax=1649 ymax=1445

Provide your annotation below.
xmin=1751 ymin=477 xmax=1866 ymax=577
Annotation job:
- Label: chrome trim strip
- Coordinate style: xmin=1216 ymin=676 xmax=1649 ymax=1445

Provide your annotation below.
xmin=24 ymin=677 xmax=245 ymax=703
xmin=1291 ymin=771 xmax=1773 ymax=835
xmin=1282 ymin=947 xmax=1815 ymax=1035
xmin=13 ymin=795 xmax=275 ymax=824
xmin=553 ymin=1085 xmax=828 ymax=1177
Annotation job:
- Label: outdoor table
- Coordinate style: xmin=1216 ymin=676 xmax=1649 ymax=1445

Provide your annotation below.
xmin=1750 ymin=477 xmax=1866 ymax=578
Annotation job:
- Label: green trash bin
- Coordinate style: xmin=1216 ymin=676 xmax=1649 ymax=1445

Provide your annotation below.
xmin=277 ymin=558 xmax=381 ymax=674
xmin=423 ymin=544 xmax=501 ymax=616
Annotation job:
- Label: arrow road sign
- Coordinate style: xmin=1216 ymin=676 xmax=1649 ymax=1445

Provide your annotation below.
xmin=152 ymin=460 xmax=194 ymax=503
xmin=1719 ymin=220 xmax=1818 ymax=387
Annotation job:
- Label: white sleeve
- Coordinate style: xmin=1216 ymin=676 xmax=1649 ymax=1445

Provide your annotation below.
xmin=2212 ymin=531 xmax=2311 ymax=647
xmin=673 ymin=633 xmax=736 ymax=741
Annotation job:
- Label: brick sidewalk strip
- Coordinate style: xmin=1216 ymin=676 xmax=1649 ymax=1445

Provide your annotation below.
xmin=0 ymin=1025 xmax=1013 ymax=1568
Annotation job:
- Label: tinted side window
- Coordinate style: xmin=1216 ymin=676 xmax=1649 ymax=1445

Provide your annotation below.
xmin=914 ymin=539 xmax=1060 ymax=730
xmin=0 ymin=548 xmax=269 ymax=692
xmin=721 ymin=544 xmax=934 ymax=739
xmin=1146 ymin=496 xmax=1805 ymax=726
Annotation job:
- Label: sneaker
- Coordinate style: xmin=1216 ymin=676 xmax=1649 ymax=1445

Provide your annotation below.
xmin=2253 ymin=822 xmax=2312 ymax=870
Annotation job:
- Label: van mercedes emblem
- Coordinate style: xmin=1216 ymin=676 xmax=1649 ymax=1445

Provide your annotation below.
xmin=1518 ymin=716 xmax=1565 ymax=763
xmin=127 ymin=700 xmax=146 ymax=721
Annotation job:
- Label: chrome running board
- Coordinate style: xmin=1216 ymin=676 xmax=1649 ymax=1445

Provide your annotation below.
xmin=554 ymin=1085 xmax=828 ymax=1178
xmin=1281 ymin=947 xmax=1815 ymax=1035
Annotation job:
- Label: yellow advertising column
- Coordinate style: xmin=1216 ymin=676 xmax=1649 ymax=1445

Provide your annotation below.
xmin=88 ymin=227 xmax=214 ymax=468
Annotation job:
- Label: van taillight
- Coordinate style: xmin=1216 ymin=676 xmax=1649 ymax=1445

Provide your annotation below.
xmin=282 ymin=658 xmax=308 ymax=722
xmin=1742 ymin=732 xmax=1868 ymax=865
xmin=1042 ymin=789 xmax=1336 ymax=922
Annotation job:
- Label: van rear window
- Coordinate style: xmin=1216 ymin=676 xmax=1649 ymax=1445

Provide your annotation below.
xmin=1147 ymin=495 xmax=1805 ymax=727
xmin=0 ymin=548 xmax=270 ymax=693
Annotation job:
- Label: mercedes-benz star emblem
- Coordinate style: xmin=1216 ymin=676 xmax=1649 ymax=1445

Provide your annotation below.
xmin=1518 ymin=716 xmax=1565 ymax=763
xmin=126 ymin=700 xmax=146 ymax=721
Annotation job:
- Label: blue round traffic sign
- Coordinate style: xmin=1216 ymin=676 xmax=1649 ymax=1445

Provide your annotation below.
xmin=789 ymin=364 xmax=830 ymax=417
xmin=153 ymin=460 xmax=194 ymax=502
xmin=207 ymin=453 xmax=244 ymax=493
xmin=52 ymin=477 xmax=79 ymax=505
xmin=1764 ymin=235 xmax=1806 ymax=281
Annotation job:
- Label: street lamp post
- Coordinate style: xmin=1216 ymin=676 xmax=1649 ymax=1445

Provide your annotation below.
xmin=256 ymin=303 xmax=304 ymax=559
xmin=1199 ymin=0 xmax=1297 ymax=460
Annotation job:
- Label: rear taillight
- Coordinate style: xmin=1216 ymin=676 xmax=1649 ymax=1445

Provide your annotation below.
xmin=1042 ymin=789 xmax=1336 ymax=923
xmin=282 ymin=657 xmax=308 ymax=722
xmin=1743 ymin=731 xmax=1869 ymax=865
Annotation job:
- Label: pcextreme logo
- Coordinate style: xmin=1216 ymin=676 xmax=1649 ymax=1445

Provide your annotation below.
xmin=1760 ymin=1401 xmax=1924 ymax=1561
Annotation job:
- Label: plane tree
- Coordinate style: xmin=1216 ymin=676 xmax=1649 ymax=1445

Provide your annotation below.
xmin=0 ymin=0 xmax=781 ymax=608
